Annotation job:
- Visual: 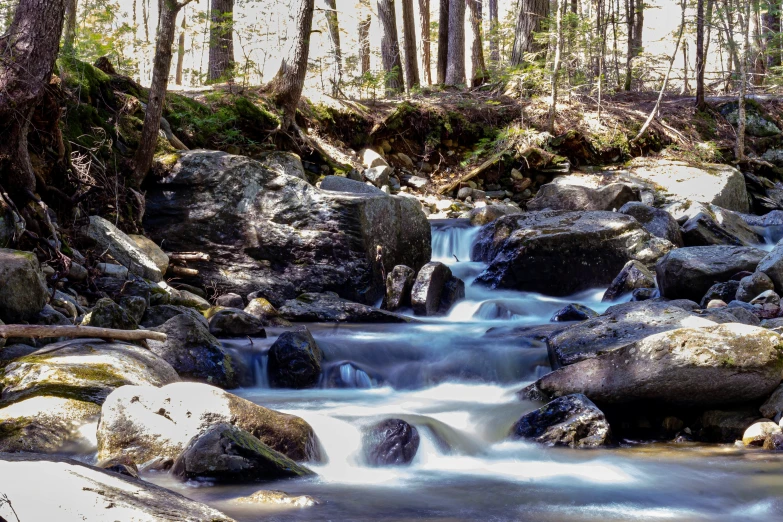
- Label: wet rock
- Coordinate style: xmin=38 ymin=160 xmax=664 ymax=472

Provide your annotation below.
xmin=527 ymin=183 xmax=639 ymax=212
xmin=81 ymin=216 xmax=163 ymax=281
xmin=763 ymin=432 xmax=783 ymax=450
xmin=510 ymin=394 xmax=611 ymax=448
xmin=172 ymin=422 xmax=314 ymax=483
xmin=0 ymin=454 xmax=233 ymax=521
xmin=700 ymin=281 xmax=740 ymax=308
xmin=97 ymin=381 xmax=320 ymax=464
xmin=411 ymin=262 xmax=462 ymax=316
xmin=757 ymin=242 xmax=783 ymax=294
xmin=244 ymin=297 xmax=291 ymax=326
xmin=531 ymin=324 xmax=783 ymax=407
xmin=438 ymin=276 xmax=465 ymax=314
xmin=737 ymin=272 xmax=775 ymax=302
xmin=0 ymin=339 xmax=179 ymax=405
xmin=127 ymin=234 xmax=169 ymax=275
xmin=618 ymin=202 xmax=683 ymax=247
xmin=320 ymin=175 xmax=387 ymax=196
xmin=468 ymin=204 xmax=521 ymax=226
xmin=656 ymin=246 xmax=766 ymax=301
xmin=473 ymin=211 xmax=653 ymax=296
xmin=547 ymin=300 xmax=715 ymax=368
xmin=149 ymin=314 xmax=239 ymax=389
xmin=751 ymin=290 xmax=781 ymax=306
xmin=742 ymin=421 xmax=781 ymax=446
xmin=680 ymin=203 xmax=764 ymax=247
xmin=140 ymin=304 xmax=208 ymax=328
xmin=602 ymin=260 xmax=656 ymax=302
xmin=97 ymin=456 xmax=140 ymax=479
xmin=631 ymin=288 xmax=658 ymax=301
xmin=279 ymin=292 xmax=411 ymax=323
xmin=145 ymin=151 xmax=430 ymax=305
xmin=385 ymin=265 xmax=416 ymax=311
xmin=216 ymin=293 xmax=245 ymax=308
xmin=235 ymin=489 xmax=320 ymax=507
xmin=698 ymin=409 xmax=760 ymax=442
xmin=550 ymin=304 xmax=598 ymax=322
xmin=268 ymin=329 xmax=323 ymax=389
xmin=0 ymin=249 xmax=48 ymax=323
xmin=207 ymin=307 xmax=267 ymax=338
xmin=363 ymin=419 xmax=420 ymax=466
xmin=170 ymin=288 xmax=211 ymax=310
xmin=83 ymin=298 xmax=137 ymax=330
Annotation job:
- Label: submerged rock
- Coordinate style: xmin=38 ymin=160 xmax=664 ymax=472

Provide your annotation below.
xmin=527 ymin=183 xmax=638 ymax=212
xmin=550 ymin=304 xmax=598 ymax=322
xmin=363 ymin=418 xmax=420 ymax=466
xmin=268 ymin=329 xmax=323 ymax=389
xmin=0 ymin=248 xmax=48 ymax=323
xmin=235 ymin=489 xmax=320 ymax=507
xmin=279 ymin=292 xmax=411 ymax=323
xmin=510 ymin=394 xmax=611 ymax=448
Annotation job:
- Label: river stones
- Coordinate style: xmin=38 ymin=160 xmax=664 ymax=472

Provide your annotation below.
xmin=602 ymin=260 xmax=656 ymax=302
xmin=698 ymin=409 xmax=761 ymax=442
xmin=171 ymin=423 xmax=314 ymax=483
xmin=546 ymin=300 xmax=716 ymax=368
xmin=527 ymin=324 xmax=783 ymax=407
xmin=259 ymin=151 xmax=309 ymax=181
xmin=140 ymin=304 xmax=208 ymax=328
xmin=236 ymin=490 xmax=320 ymax=507
xmin=618 ymin=202 xmax=683 ymax=247
xmin=472 ymin=211 xmax=653 ymax=296
xmin=144 ymin=150 xmax=430 ymax=306
xmin=737 ymin=272 xmax=775 ymax=302
xmin=0 ymin=248 xmax=48 ymax=323
xmin=411 ymin=262 xmax=450 ymax=316
xmin=243 ymin=297 xmax=291 ymax=326
xmin=149 ymin=314 xmax=239 ymax=389
xmin=656 ymin=246 xmax=767 ymax=302
xmin=527 ymin=182 xmax=639 ymax=212
xmin=680 ymin=203 xmax=764 ymax=247
xmin=0 ymin=454 xmax=233 ymax=522
xmin=742 ymin=421 xmax=781 ymax=446
xmin=385 ymin=265 xmax=416 ymax=311
xmin=550 ymin=304 xmax=598 ymax=322
xmin=82 ymin=297 xmax=137 ymax=330
xmin=81 ymin=216 xmax=163 ymax=282
xmin=468 ymin=204 xmax=521 ymax=226
xmin=279 ymin=292 xmax=411 ymax=323
xmin=0 ymin=339 xmax=179 ymax=406
xmin=510 ymin=394 xmax=611 ymax=448
xmin=700 ymin=281 xmax=741 ymax=307
xmin=216 ymin=293 xmax=244 ymax=308
xmin=268 ymin=329 xmax=323 ymax=389
xmin=758 ymin=241 xmax=783 ymax=294
xmin=363 ymin=419 xmax=420 ymax=466
xmin=206 ymin=307 xmax=266 ymax=337
xmin=96 ymin=382 xmax=320 ymax=465
xmin=127 ymin=234 xmax=170 ymax=275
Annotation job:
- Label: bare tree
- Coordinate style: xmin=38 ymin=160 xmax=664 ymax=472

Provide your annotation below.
xmin=378 ymin=0 xmax=404 ymax=93
xmin=323 ymin=0 xmax=343 ymax=95
xmin=359 ymin=14 xmax=371 ymax=75
xmin=0 ymin=0 xmax=66 ymax=201
xmin=401 ymin=0 xmax=421 ymax=88
xmin=445 ymin=0 xmax=466 ymax=85
xmin=176 ymin=12 xmax=186 ymax=85
xmin=437 ymin=0 xmax=449 ymax=82
xmin=132 ymin=0 xmax=196 ymax=188
xmin=419 ymin=0 xmax=432 ymax=84
xmin=207 ymin=0 xmax=234 ymax=83
xmin=63 ymin=0 xmax=77 ymax=54
xmin=510 ymin=0 xmax=549 ymax=66
xmin=736 ymin=0 xmax=752 ymax=160
xmin=695 ymin=0 xmax=706 ymax=108
xmin=467 ymin=0 xmax=488 ymax=86
xmin=488 ymin=0 xmax=499 ymax=64
xmin=548 ymin=0 xmax=564 ymax=132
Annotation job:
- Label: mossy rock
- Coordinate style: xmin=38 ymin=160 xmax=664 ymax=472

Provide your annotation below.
xmin=57 ymin=56 xmax=114 ymax=107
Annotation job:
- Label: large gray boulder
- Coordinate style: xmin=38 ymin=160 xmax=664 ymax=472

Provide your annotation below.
xmin=97 ymin=382 xmax=320 ymax=465
xmin=0 ymin=248 xmax=48 ymax=323
xmin=385 ymin=265 xmax=416 ymax=311
xmin=527 ymin=183 xmax=638 ymax=212
xmin=510 ymin=394 xmax=611 ymax=448
xmin=618 ymin=202 xmax=683 ymax=247
xmin=144 ymin=151 xmax=431 ymax=305
xmin=411 ymin=262 xmax=461 ymax=316
xmin=737 ymin=272 xmax=775 ymax=302
xmin=82 ymin=216 xmax=163 ymax=281
xmin=267 ymin=329 xmax=323 ymax=389
xmin=680 ymin=203 xmax=764 ymax=247
xmin=0 ymin=454 xmax=233 ymax=522
xmin=656 ymin=246 xmax=767 ymax=301
xmin=472 ymin=211 xmax=654 ymax=296
xmin=279 ymin=292 xmax=411 ymax=323
xmin=207 ymin=307 xmax=267 ymax=337
xmin=526 ymin=324 xmax=783 ymax=407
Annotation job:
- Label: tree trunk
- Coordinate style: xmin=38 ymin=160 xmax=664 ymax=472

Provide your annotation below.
xmin=510 ymin=0 xmax=549 ymax=66
xmin=445 ymin=0 xmax=466 ymax=85
xmin=132 ymin=0 xmax=195 ymax=188
xmin=63 ymin=0 xmax=77 ymax=54
xmin=0 ymin=0 xmax=66 ymax=201
xmin=419 ymin=0 xmax=432 ymax=84
xmin=467 ymin=0 xmax=488 ymax=86
xmin=548 ymin=0 xmax=564 ymax=133
xmin=681 ymin=40 xmax=689 ymax=94
xmin=176 ymin=12 xmax=186 ymax=85
xmin=437 ymin=0 xmax=449 ymax=83
xmin=623 ymin=0 xmax=634 ymax=90
xmin=378 ymin=0 xmax=404 ymax=93
xmin=323 ymin=0 xmax=343 ymax=95
xmin=632 ymin=0 xmax=643 ymax=55
xmin=359 ymin=13 xmax=371 ymax=75
xmin=207 ymin=0 xmax=234 ymax=83
xmin=269 ymin=0 xmax=314 ymax=125
xmin=737 ymin=0 xmax=751 ymax=161
xmin=488 ymin=0 xmax=499 ymax=64
xmin=401 ymin=0 xmax=420 ymax=89
xmin=695 ymin=0 xmax=705 ymax=108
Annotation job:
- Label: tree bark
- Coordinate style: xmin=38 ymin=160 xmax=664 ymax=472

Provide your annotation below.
xmin=510 ymin=0 xmax=549 ymax=65
xmin=467 ymin=0 xmax=488 ymax=86
xmin=0 ymin=0 xmax=66 ymax=201
xmin=445 ymin=0 xmax=466 ymax=85
xmin=176 ymin=13 xmax=186 ymax=85
xmin=695 ymin=0 xmax=706 ymax=108
xmin=63 ymin=0 xmax=77 ymax=54
xmin=323 ymin=0 xmax=343 ymax=95
xmin=419 ymin=0 xmax=432 ymax=84
xmin=359 ymin=13 xmax=371 ymax=75
xmin=548 ymin=0 xmax=564 ymax=133
xmin=378 ymin=0 xmax=404 ymax=94
xmin=488 ymin=0 xmax=499 ymax=64
xmin=207 ymin=0 xmax=234 ymax=83
xmin=632 ymin=0 xmax=643 ymax=55
xmin=132 ymin=0 xmax=195 ymax=188
xmin=736 ymin=0 xmax=751 ymax=161
xmin=623 ymin=0 xmax=634 ymax=90
xmin=437 ymin=0 xmax=449 ymax=83
xmin=0 ymin=325 xmax=168 ymax=342
xmin=401 ymin=0 xmax=421 ymax=89
xmin=681 ymin=40 xmax=689 ymax=94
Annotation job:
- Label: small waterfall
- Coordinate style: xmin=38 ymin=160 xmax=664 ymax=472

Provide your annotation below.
xmin=431 ymin=219 xmax=481 ymax=263
xmin=254 ymin=354 xmax=270 ymax=388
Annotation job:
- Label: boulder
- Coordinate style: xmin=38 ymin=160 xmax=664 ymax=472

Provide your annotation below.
xmin=698 ymin=409 xmax=760 ymax=442
xmin=700 ymin=281 xmax=740 ymax=308
xmin=439 ymin=277 xmax=465 ymax=314
xmin=472 ymin=211 xmax=653 ymax=296
xmin=144 ymin=151 xmax=430 ymax=305
xmin=680 ymin=203 xmax=764 ymax=247
xmin=618 ymin=202 xmax=683 ymax=247
xmin=656 ymin=246 xmax=766 ymax=301
xmin=364 ymin=166 xmax=391 ymax=187
xmin=760 ymin=384 xmax=783 ymax=421
xmin=216 ymin=293 xmax=244 ymax=308
xmin=243 ymin=297 xmax=291 ymax=326
xmin=0 ymin=454 xmax=232 ymax=522
xmin=119 ymin=296 xmax=147 ymax=324
xmin=96 ymin=381 xmax=320 ymax=464
xmin=529 ymin=324 xmax=783 ymax=407
xmin=259 ymin=151 xmax=308 ymax=181
xmin=550 ymin=304 xmax=598 ymax=322
xmin=0 ymin=396 xmax=100 ymax=453
xmin=602 ymin=260 xmax=656 ymax=302
xmin=127 ymin=234 xmax=169 ymax=275
xmin=279 ymin=292 xmax=411 ymax=323
xmin=468 ymin=204 xmax=521 ymax=226
xmin=527 ymin=183 xmax=639 ymax=212
xmin=510 ymin=394 xmax=611 ymax=448
xmin=757 ymin=241 xmax=783 ymax=294
xmin=763 ymin=432 xmax=783 ymax=450
xmin=411 ymin=262 xmax=451 ymax=316
xmin=737 ymin=272 xmax=775 ymax=302
xmin=751 ymin=290 xmax=781 ymax=306
xmin=170 ymin=288 xmax=210 ymax=310
xmin=97 ymin=456 xmax=140 ymax=479
xmin=320 ymin=175 xmax=387 ymax=196
xmin=742 ymin=420 xmax=781 ymax=446
xmin=359 ymin=148 xmax=388 ymax=168
xmin=546 ymin=300 xmax=716 ymax=368
xmin=722 ymin=102 xmax=781 ymax=137
xmin=172 ymin=422 xmax=314 ymax=483
xmin=149 ymin=314 xmax=239 ymax=389
xmin=207 ymin=307 xmax=267 ymax=337
xmin=268 ymin=329 xmax=323 ymax=389
xmin=82 ymin=216 xmax=163 ymax=281
xmin=385 ymin=265 xmax=416 ymax=311
xmin=363 ymin=419 xmax=420 ymax=466
xmin=0 ymin=249 xmax=48 ymax=323
xmin=82 ymin=297 xmax=137 ymax=330
xmin=0 ymin=339 xmax=179 ymax=406
xmin=140 ymin=304 xmax=208 ymax=328
xmin=722 ymin=305 xmax=761 ymax=326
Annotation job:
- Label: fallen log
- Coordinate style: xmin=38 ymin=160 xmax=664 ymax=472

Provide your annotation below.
xmin=167 ymin=265 xmax=199 ymax=277
xmin=438 ymin=150 xmax=508 ymax=195
xmin=167 ymin=252 xmax=211 ymax=262
xmin=0 ymin=325 xmax=167 ymax=342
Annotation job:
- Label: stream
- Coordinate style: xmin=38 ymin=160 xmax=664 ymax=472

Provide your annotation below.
xmin=147 ymin=219 xmax=783 ymax=521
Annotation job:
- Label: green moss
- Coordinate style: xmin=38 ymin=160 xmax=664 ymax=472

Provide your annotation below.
xmin=221 ymin=426 xmax=314 ymax=476
xmin=58 ymin=56 xmax=113 ymax=106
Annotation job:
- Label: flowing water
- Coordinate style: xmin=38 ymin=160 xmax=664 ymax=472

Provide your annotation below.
xmin=146 ymin=219 xmax=783 ymax=521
